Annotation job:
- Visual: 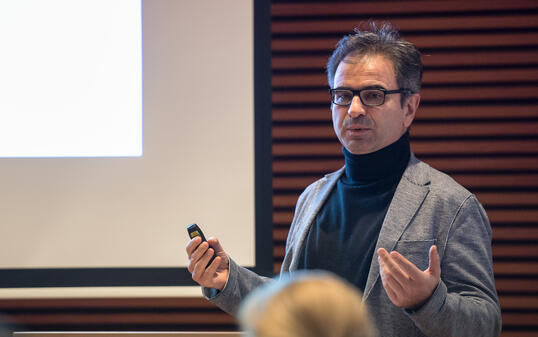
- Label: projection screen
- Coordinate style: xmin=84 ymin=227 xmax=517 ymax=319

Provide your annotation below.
xmin=0 ymin=0 xmax=272 ymax=297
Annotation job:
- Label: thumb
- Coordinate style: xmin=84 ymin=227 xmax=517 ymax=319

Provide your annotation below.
xmin=427 ymin=245 xmax=441 ymax=279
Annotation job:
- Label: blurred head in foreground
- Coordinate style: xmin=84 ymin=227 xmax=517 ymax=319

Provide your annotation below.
xmin=238 ymin=271 xmax=377 ymax=337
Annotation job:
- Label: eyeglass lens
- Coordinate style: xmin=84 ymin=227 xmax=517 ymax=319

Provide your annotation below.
xmin=332 ymin=89 xmax=385 ymax=106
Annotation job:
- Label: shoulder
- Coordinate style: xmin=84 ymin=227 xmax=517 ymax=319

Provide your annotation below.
xmin=299 ymin=167 xmax=343 ymax=199
xmin=293 ymin=168 xmax=344 ymax=213
xmin=403 ymin=155 xmax=491 ymax=238
xmin=405 ymin=155 xmax=474 ymax=207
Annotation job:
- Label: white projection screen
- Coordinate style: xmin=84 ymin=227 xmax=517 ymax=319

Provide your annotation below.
xmin=0 ymin=0 xmax=272 ymax=297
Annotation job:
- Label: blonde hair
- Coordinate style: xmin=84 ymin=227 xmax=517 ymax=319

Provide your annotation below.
xmin=238 ymin=271 xmax=377 ymax=337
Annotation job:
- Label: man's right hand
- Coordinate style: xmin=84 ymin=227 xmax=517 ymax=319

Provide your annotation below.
xmin=186 ymin=236 xmax=230 ymax=291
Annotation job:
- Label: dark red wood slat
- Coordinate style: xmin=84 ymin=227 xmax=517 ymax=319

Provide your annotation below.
xmin=493 ymin=227 xmax=538 ymax=240
xmin=499 ymin=296 xmax=538 ymax=309
xmin=462 ymin=192 xmax=538 ymax=207
xmin=496 ymin=279 xmax=538 ymax=292
xmin=501 ymin=312 xmax=538 ymax=326
xmin=425 ymin=158 xmax=538 ymax=173
xmin=272 ymin=15 xmax=538 ymax=34
xmin=501 ymin=332 xmax=538 ymax=337
xmin=273 ymin=195 xmax=301 ymax=208
xmin=493 ymin=244 xmax=538 ymax=257
xmin=272 ymin=1 xmax=538 ymax=16
xmin=274 ymin=228 xmax=289 ymax=241
xmin=424 ymin=50 xmax=538 ymax=67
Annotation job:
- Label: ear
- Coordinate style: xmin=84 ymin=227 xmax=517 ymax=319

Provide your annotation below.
xmin=403 ymin=93 xmax=420 ymax=128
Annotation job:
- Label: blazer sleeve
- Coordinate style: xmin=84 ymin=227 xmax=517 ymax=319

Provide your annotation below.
xmin=201 ymin=173 xmax=335 ymax=316
xmin=406 ymin=195 xmax=502 ymax=337
xmin=202 ymin=257 xmax=271 ymax=316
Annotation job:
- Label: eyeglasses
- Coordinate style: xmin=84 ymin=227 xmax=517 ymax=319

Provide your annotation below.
xmin=329 ymin=87 xmax=410 ymax=107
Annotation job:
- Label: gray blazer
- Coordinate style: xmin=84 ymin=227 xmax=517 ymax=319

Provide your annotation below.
xmin=206 ymin=154 xmax=502 ymax=337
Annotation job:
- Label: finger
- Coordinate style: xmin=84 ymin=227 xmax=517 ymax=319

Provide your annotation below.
xmin=377 ymin=248 xmax=394 ymax=268
xmin=207 ymin=237 xmax=225 ymax=255
xmin=427 ymin=245 xmax=441 ymax=278
xmin=187 ymin=258 xmax=196 ymax=274
xmin=377 ymin=248 xmax=389 ymax=259
xmin=187 ymin=241 xmax=209 ymax=274
xmin=186 ymin=236 xmax=202 ymax=256
xmin=390 ymin=250 xmax=422 ymax=276
xmin=378 ymin=248 xmax=404 ymax=281
xmin=378 ymin=250 xmax=410 ymax=287
xmin=200 ymin=256 xmax=221 ymax=284
xmin=207 ymin=237 xmax=229 ymax=267
xmin=192 ymin=248 xmax=214 ymax=282
xmin=190 ymin=241 xmax=209 ymax=262
xmin=379 ymin=258 xmax=406 ymax=294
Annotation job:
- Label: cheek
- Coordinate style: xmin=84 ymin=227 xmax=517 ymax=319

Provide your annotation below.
xmin=381 ymin=107 xmax=407 ymax=129
xmin=331 ymin=109 xmax=339 ymax=134
xmin=331 ymin=108 xmax=343 ymax=130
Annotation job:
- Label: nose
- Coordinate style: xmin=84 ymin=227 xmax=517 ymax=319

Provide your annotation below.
xmin=347 ymin=95 xmax=366 ymax=118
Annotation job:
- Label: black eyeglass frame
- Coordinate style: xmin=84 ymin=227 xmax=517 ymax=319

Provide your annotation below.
xmin=329 ymin=87 xmax=411 ymax=107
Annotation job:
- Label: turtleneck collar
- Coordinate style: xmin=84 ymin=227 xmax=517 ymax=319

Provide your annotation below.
xmin=342 ymin=131 xmax=411 ymax=184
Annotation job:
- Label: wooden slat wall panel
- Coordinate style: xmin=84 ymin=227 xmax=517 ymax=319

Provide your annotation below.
xmin=0 ymin=1 xmax=537 ymax=336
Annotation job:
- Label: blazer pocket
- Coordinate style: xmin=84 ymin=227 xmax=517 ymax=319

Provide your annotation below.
xmin=392 ymin=239 xmax=436 ymax=271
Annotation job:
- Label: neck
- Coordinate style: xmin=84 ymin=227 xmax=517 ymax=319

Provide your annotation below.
xmin=343 ymin=132 xmax=410 ymax=184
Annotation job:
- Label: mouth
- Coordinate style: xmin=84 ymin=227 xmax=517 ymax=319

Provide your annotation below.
xmin=345 ymin=126 xmax=372 ymax=137
xmin=346 ymin=126 xmax=371 ymax=131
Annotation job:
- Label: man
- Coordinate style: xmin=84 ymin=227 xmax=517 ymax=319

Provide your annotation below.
xmin=186 ymin=23 xmax=501 ymax=337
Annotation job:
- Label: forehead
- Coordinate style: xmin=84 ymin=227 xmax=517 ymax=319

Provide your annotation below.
xmin=333 ymin=54 xmax=396 ymax=88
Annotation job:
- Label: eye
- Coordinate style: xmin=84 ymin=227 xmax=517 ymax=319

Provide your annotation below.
xmin=333 ymin=90 xmax=352 ymax=104
xmin=362 ymin=90 xmax=384 ymax=103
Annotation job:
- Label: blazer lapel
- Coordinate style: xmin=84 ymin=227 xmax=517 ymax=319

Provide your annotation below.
xmin=287 ymin=167 xmax=345 ymax=271
xmin=363 ymin=154 xmax=430 ymax=300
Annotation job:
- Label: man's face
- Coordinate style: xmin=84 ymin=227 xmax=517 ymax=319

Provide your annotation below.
xmin=331 ymin=54 xmax=419 ymax=154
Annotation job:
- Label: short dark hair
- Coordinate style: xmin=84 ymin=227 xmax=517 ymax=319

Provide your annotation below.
xmin=327 ymin=22 xmax=422 ymax=106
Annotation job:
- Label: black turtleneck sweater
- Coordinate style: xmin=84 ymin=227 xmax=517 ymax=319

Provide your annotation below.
xmin=297 ymin=132 xmax=411 ymax=292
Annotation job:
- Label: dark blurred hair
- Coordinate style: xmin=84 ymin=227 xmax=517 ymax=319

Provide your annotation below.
xmin=327 ymin=22 xmax=422 ymax=106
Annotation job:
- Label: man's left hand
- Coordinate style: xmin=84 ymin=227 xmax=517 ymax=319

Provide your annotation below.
xmin=377 ymin=245 xmax=441 ymax=310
